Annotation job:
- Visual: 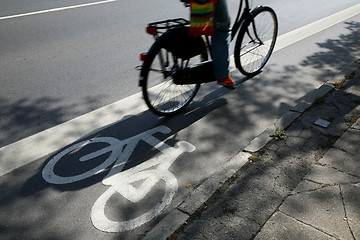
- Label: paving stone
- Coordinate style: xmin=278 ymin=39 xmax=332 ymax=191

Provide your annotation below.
xmin=341 ymin=183 xmax=360 ymax=239
xmin=284 ymin=136 xmax=307 ymax=149
xmin=285 ymin=121 xmax=306 ymax=137
xmin=279 ymin=186 xmax=354 ymax=239
xmin=299 ymin=127 xmax=320 ymax=139
xmin=333 ymin=128 xmax=360 ymax=155
xmin=304 ymin=165 xmax=360 ymax=185
xmin=292 ymin=179 xmax=324 ymax=193
xmin=319 ymin=148 xmax=360 ymax=178
xmin=254 ymin=212 xmax=335 ymax=240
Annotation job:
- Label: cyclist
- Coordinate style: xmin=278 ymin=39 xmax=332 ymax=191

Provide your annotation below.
xmin=187 ymin=0 xmax=234 ymax=88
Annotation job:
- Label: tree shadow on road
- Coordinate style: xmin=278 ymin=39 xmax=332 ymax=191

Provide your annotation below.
xmin=0 ymin=94 xmax=107 ymax=148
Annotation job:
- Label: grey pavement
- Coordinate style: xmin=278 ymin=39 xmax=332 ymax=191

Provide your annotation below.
xmin=142 ymin=66 xmax=360 ymax=239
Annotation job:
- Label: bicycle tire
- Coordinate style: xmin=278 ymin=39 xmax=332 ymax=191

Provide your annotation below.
xmin=234 ymin=6 xmax=278 ymax=76
xmin=140 ymin=28 xmax=208 ymax=116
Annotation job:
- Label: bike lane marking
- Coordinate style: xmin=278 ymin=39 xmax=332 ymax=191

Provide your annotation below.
xmin=41 ymin=124 xmax=196 ymax=232
xmin=1 ymin=3 xmax=360 ymax=178
xmin=0 ymin=0 xmax=118 ymax=20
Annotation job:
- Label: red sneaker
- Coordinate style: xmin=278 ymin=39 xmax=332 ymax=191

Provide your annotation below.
xmin=217 ymin=75 xmax=235 ymax=88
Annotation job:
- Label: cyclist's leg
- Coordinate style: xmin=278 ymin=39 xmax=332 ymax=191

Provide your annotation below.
xmin=212 ymin=31 xmax=231 ymax=79
xmin=211 ymin=0 xmax=232 ymax=85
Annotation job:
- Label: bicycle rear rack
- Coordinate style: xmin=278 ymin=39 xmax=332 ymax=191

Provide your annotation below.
xmin=147 ymin=18 xmax=189 ymax=36
xmin=136 ymin=18 xmax=190 ymax=71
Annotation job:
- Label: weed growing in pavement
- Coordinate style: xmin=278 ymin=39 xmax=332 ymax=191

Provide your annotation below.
xmin=248 ymin=153 xmax=259 ymax=162
xmin=270 ymin=125 xmax=286 ymax=140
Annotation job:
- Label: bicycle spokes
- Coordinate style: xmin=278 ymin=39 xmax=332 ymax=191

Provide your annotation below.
xmin=234 ymin=6 xmax=278 ymax=76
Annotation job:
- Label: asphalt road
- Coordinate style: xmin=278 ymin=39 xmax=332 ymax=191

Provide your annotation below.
xmin=1 ymin=1 xmax=360 ymax=239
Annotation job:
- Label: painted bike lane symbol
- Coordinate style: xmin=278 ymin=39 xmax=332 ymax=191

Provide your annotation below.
xmin=42 ymin=126 xmax=196 ymax=232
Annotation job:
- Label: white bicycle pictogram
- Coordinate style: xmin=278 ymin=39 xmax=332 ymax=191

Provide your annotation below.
xmin=42 ymin=125 xmax=196 ymax=232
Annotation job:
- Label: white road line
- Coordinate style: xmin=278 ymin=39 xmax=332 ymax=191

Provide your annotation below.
xmin=0 ymin=0 xmax=117 ymax=20
xmin=1 ymin=3 xmax=360 ymax=177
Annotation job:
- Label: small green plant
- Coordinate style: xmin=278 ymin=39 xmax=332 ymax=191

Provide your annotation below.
xmin=248 ymin=154 xmax=259 ymax=162
xmin=313 ymin=95 xmax=325 ymax=105
xmin=354 ymin=58 xmax=360 ymax=65
xmin=270 ymin=126 xmax=286 ymax=140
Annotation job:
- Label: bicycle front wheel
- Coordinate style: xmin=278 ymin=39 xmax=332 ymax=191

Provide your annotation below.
xmin=234 ymin=6 xmax=278 ymax=76
xmin=140 ymin=32 xmax=207 ymax=116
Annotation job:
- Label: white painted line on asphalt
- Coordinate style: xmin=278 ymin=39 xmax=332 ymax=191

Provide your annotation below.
xmin=1 ymin=3 xmax=360 ymax=177
xmin=0 ymin=0 xmax=117 ymax=20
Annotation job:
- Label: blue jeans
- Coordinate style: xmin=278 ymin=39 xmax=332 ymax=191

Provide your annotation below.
xmin=212 ymin=0 xmax=231 ymax=79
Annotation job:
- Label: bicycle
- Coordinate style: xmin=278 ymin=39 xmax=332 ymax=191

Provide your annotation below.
xmin=138 ymin=0 xmax=278 ymax=116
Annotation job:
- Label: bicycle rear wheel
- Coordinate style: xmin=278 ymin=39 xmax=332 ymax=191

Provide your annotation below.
xmin=141 ymin=31 xmax=207 ymax=116
xmin=234 ymin=6 xmax=278 ymax=76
